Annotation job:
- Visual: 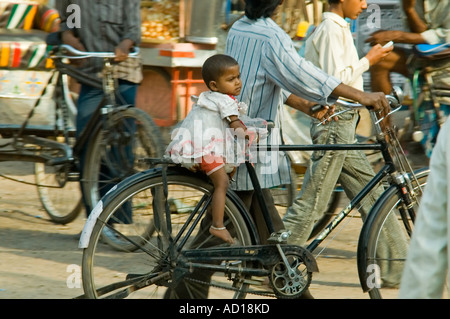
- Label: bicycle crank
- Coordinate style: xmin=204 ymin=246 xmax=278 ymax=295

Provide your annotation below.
xmin=269 ymin=244 xmax=313 ymax=299
xmin=179 ymin=242 xmax=318 ymax=299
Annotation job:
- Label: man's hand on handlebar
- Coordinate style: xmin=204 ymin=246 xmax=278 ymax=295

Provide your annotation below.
xmin=115 ymin=39 xmax=134 ymax=62
xmin=358 ymin=91 xmax=390 ymax=115
xmin=284 ymin=94 xmax=336 ymax=123
xmin=332 ymin=83 xmax=390 ymax=116
xmin=310 ymin=104 xmax=337 ymax=123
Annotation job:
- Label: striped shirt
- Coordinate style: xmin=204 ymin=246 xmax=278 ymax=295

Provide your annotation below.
xmin=225 ymin=16 xmax=341 ymax=190
xmin=56 ymin=0 xmax=142 ymax=84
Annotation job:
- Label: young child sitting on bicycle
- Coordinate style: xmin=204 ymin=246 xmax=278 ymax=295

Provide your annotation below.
xmin=166 ymin=54 xmax=267 ymax=244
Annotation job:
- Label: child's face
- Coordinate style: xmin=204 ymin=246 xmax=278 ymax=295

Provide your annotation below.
xmin=342 ymin=0 xmax=367 ymax=20
xmin=211 ymin=65 xmax=242 ymax=96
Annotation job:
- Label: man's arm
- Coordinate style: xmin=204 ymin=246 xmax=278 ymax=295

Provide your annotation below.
xmin=121 ymin=0 xmax=141 ymax=46
xmin=261 ymin=27 xmax=390 ymax=115
xmin=366 ymin=30 xmax=425 ymax=45
xmin=402 ymin=0 xmax=428 ymax=33
xmin=55 ymin=0 xmax=86 ymax=52
xmin=115 ymin=0 xmax=141 ymax=61
xmin=368 ymin=0 xmax=449 ymax=45
xmin=331 ymin=83 xmax=390 ymax=112
xmin=285 ymin=94 xmax=336 ymax=122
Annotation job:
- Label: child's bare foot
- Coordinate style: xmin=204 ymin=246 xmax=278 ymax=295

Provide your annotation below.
xmin=210 ymin=225 xmax=235 ymax=244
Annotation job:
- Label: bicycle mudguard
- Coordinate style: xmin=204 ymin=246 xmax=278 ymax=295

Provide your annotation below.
xmin=79 ymin=165 xmax=260 ymax=248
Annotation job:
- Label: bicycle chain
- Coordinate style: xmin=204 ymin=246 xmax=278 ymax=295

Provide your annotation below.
xmin=185 ymin=276 xmax=278 ymax=298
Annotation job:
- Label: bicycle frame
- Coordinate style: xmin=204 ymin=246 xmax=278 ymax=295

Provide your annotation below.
xmin=251 ymin=138 xmax=394 ymax=253
xmin=121 ymin=131 xmax=402 ymax=298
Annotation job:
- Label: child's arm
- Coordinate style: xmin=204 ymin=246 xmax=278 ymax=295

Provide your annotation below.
xmin=227 ymin=115 xmax=248 ymax=139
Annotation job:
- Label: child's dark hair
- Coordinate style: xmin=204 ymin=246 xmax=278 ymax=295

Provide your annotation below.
xmin=202 ymin=54 xmax=239 ymax=90
xmin=328 ymin=0 xmax=341 ymax=4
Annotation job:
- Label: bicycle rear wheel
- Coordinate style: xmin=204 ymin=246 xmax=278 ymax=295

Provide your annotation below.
xmin=357 ymin=168 xmax=429 ymax=299
xmin=82 ymin=107 xmax=164 ymax=214
xmin=81 ymin=171 xmax=254 ymax=299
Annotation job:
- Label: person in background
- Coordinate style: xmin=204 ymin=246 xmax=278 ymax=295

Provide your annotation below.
xmin=399 ymin=117 xmax=450 ymax=299
xmin=225 ymin=0 xmax=391 ymax=298
xmin=56 ymin=0 xmax=142 ymax=215
xmin=367 ymin=0 xmax=449 ymax=96
xmin=282 ymin=0 xmax=408 ymax=288
xmin=283 ymin=0 xmax=392 ymax=250
xmin=225 ymin=0 xmax=390 ymax=244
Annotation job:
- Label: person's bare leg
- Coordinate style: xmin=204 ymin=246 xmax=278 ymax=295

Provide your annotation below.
xmin=370 ymin=48 xmax=409 ymax=129
xmin=370 ymin=48 xmax=409 ymax=94
xmin=208 ymin=168 xmax=235 ymax=244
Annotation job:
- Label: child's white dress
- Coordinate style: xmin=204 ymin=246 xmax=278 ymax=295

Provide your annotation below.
xmin=166 ymin=91 xmax=267 ymax=173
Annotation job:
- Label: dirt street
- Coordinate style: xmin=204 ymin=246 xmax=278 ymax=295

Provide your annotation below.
xmin=0 ymin=162 xmax=371 ymax=300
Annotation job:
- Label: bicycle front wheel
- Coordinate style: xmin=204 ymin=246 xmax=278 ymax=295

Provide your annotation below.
xmin=357 ymin=168 xmax=429 ymax=299
xmin=82 ymin=107 xmax=164 ymax=213
xmin=82 ymin=170 xmax=254 ymax=299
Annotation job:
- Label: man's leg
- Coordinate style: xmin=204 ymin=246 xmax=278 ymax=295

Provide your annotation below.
xmin=76 ymin=84 xmax=104 ymax=215
xmin=76 ymin=81 xmax=138 ymax=216
xmin=235 ymin=189 xmax=284 ymax=244
xmin=370 ymin=48 xmax=409 ymax=130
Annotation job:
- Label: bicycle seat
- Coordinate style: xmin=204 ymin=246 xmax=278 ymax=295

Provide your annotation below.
xmin=413 ymin=43 xmax=450 ymax=60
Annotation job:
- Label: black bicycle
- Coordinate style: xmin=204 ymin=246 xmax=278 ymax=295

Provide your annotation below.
xmin=79 ymin=87 xmax=428 ymax=299
xmin=0 ymin=44 xmax=164 ymax=224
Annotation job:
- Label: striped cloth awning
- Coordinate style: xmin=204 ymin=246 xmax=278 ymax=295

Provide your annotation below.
xmin=0 ymin=2 xmax=38 ymax=30
xmin=0 ymin=41 xmax=54 ymax=69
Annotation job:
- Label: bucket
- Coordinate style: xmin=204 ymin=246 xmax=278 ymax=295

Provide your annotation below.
xmin=184 ymin=0 xmax=224 ymax=44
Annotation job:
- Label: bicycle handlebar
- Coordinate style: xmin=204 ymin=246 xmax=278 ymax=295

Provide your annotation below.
xmin=316 ymin=86 xmax=404 ymax=126
xmin=312 ymin=86 xmax=403 ymax=112
xmin=336 ymin=86 xmax=404 ymax=109
xmin=50 ymin=44 xmax=140 ymax=60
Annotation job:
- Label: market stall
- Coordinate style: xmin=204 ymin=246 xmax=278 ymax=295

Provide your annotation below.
xmin=136 ymin=0 xmax=223 ymax=127
xmin=0 ymin=0 xmax=60 ymax=127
